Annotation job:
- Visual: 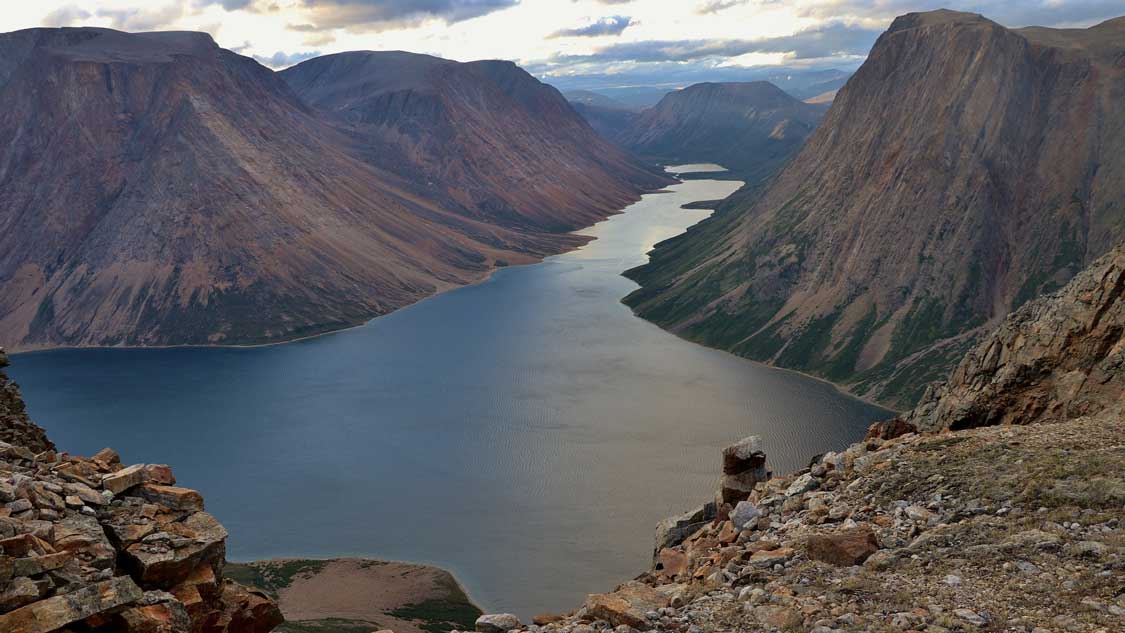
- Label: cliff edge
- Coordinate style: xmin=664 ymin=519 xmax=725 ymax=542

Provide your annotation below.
xmin=0 ymin=348 xmax=282 ymax=633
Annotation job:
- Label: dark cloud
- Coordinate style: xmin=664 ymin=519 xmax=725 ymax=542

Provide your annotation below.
xmin=799 ymin=1 xmax=1124 ymax=28
xmin=542 ymin=21 xmax=879 ymax=68
xmin=550 ymin=16 xmax=633 ymax=38
xmin=295 ymin=0 xmax=520 ymax=31
xmin=42 ymin=5 xmax=92 ymax=27
xmin=253 ymin=50 xmax=322 ymax=68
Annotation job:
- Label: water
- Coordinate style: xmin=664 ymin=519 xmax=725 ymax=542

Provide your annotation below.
xmin=8 ymin=166 xmax=890 ymax=618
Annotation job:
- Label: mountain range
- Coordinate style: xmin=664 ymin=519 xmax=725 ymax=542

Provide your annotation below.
xmin=624 ymin=10 xmax=1125 ymax=408
xmin=0 ymin=28 xmax=668 ymax=351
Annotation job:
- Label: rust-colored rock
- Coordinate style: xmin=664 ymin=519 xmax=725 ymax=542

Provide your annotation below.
xmin=806 ymin=527 xmax=880 ymax=566
xmin=585 ymin=581 xmax=669 ymax=629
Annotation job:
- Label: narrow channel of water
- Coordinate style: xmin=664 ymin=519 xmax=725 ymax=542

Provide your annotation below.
xmin=10 ymin=166 xmax=890 ymax=618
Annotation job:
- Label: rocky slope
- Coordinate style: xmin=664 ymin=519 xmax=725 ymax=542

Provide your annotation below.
xmin=280 ymin=51 xmax=670 ymax=233
xmin=615 ymin=82 xmax=824 ymax=183
xmin=624 ymin=10 xmax=1125 ymax=408
xmin=884 ymin=245 xmax=1123 ymax=434
xmin=0 ymin=30 xmax=668 ymax=352
xmin=0 ymin=348 xmax=282 ymax=632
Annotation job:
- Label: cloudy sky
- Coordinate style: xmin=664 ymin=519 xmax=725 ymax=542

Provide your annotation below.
xmin=3 ymin=1 xmax=1121 ymax=88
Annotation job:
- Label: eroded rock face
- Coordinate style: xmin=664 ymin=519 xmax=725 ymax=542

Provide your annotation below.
xmin=881 ymin=245 xmax=1124 ymax=435
xmin=0 ymin=354 xmax=280 ymax=633
xmin=0 ymin=350 xmax=52 ymax=454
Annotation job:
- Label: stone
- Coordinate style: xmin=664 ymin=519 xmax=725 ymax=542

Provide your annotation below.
xmin=806 ymin=527 xmax=880 ymax=566
xmin=532 ymin=614 xmax=566 ymax=625
xmin=729 ymin=501 xmax=761 ymax=530
xmin=475 ymin=613 xmax=522 ymax=633
xmin=142 ymin=464 xmax=177 ymax=486
xmin=749 ymin=547 xmax=794 ymax=568
xmin=656 ymin=548 xmax=687 ymax=577
xmin=53 ymin=513 xmax=117 ymax=570
xmin=133 ymin=484 xmax=204 ymax=513
xmin=92 ymin=447 xmax=121 ymax=467
xmin=654 ymin=503 xmax=715 ymax=553
xmin=0 ymin=576 xmax=144 ymax=633
xmin=122 ymin=511 xmax=227 ymax=589
xmin=720 ymin=436 xmax=769 ymax=504
xmin=786 ymin=473 xmax=818 ymax=497
xmin=585 ymin=582 xmax=669 ymax=629
xmin=102 ymin=464 xmax=147 ymax=495
xmin=953 ymin=609 xmax=986 ymax=626
xmin=0 ymin=576 xmax=43 ymax=612
xmin=904 ymin=505 xmax=934 ymax=522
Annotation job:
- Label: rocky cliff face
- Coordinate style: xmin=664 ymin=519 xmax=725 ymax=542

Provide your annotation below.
xmin=0 ymin=351 xmax=52 ymax=454
xmin=615 ymin=82 xmax=824 ymax=182
xmin=0 ymin=30 xmax=668 ymax=352
xmin=624 ymin=11 xmax=1125 ymax=408
xmin=876 ymin=244 xmax=1123 ymax=435
xmin=0 ymin=351 xmax=281 ymax=633
xmin=280 ymin=51 xmax=670 ymax=233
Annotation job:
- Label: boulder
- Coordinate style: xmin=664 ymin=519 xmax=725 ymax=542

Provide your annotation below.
xmin=103 ymin=464 xmax=148 ymax=495
xmin=132 ymin=485 xmax=204 ymax=513
xmin=806 ymin=527 xmax=880 ymax=566
xmin=0 ymin=576 xmax=144 ymax=633
xmin=585 ymin=581 xmax=669 ymax=629
xmin=729 ymin=501 xmax=761 ymax=530
xmin=719 ymin=436 xmax=769 ymax=504
xmin=121 ymin=512 xmax=227 ymax=589
xmin=654 ymin=503 xmax=715 ymax=553
xmin=475 ymin=612 xmax=522 ymax=633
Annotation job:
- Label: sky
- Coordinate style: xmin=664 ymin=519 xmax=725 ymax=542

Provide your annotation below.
xmin=4 ymin=1 xmax=1122 ymax=90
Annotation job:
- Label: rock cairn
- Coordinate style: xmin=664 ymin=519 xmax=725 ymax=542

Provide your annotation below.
xmin=0 ymin=349 xmax=282 ymax=633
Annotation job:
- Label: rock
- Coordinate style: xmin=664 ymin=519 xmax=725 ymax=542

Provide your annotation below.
xmin=132 ymin=484 xmax=205 ymax=513
xmin=904 ymin=505 xmax=934 ymax=522
xmin=749 ymin=547 xmax=794 ymax=568
xmin=729 ymin=501 xmax=761 ymax=530
xmin=943 ymin=574 xmax=961 ymax=586
xmin=954 ymin=609 xmax=986 ymax=626
xmin=121 ymin=511 xmax=227 ymax=588
xmin=720 ymin=436 xmax=770 ymax=504
xmin=585 ymin=582 xmax=669 ymax=629
xmin=654 ymin=503 xmax=715 ymax=553
xmin=475 ymin=612 xmax=522 ymax=633
xmin=532 ymin=614 xmax=565 ymax=625
xmin=102 ymin=464 xmax=147 ymax=494
xmin=0 ymin=576 xmax=144 ymax=633
xmin=806 ymin=527 xmax=880 ymax=566
xmin=785 ymin=473 xmax=817 ymax=497
xmin=656 ymin=548 xmax=687 ymax=577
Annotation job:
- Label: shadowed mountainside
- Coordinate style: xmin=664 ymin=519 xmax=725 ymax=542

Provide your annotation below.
xmin=614 ymin=82 xmax=825 ymax=182
xmin=624 ymin=10 xmax=1125 ymax=408
xmin=280 ymin=51 xmax=670 ymax=234
xmin=0 ymin=30 xmax=669 ymax=351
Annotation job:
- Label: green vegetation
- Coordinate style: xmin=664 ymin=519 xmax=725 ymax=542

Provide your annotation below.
xmin=225 ymin=560 xmax=330 ymax=599
xmin=277 ymin=618 xmax=381 ymax=633
xmin=389 ymin=597 xmax=483 ymax=633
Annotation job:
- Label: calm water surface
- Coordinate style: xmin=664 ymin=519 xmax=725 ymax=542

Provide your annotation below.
xmin=9 ymin=166 xmax=889 ymax=618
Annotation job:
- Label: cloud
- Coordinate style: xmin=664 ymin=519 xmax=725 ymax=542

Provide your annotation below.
xmin=253 ymin=49 xmax=322 ymax=68
xmin=550 ymin=15 xmax=633 ymax=38
xmin=696 ymin=0 xmax=744 ymax=14
xmin=797 ymin=1 xmax=1124 ymax=28
xmin=295 ymin=0 xmax=520 ymax=31
xmin=96 ymin=4 xmax=185 ymax=31
xmin=42 ymin=5 xmax=92 ymax=27
xmin=544 ymin=21 xmax=879 ymax=67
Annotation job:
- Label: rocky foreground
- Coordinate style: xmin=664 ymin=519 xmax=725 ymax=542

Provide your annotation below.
xmin=469 ymin=247 xmax=1123 ymax=633
xmin=0 ymin=350 xmax=282 ymax=633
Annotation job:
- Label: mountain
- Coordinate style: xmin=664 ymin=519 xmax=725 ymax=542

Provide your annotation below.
xmin=615 ymin=82 xmax=825 ymax=181
xmin=0 ymin=30 xmax=667 ymax=351
xmin=565 ymin=90 xmax=642 ymax=141
xmin=624 ymin=10 xmax=1125 ymax=408
xmin=279 ymin=51 xmax=668 ymax=233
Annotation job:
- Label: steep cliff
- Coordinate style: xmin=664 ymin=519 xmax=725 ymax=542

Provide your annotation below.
xmin=0 ymin=351 xmax=282 ymax=632
xmin=624 ymin=11 xmax=1125 ymax=408
xmin=616 ymin=82 xmax=824 ymax=182
xmin=280 ymin=51 xmax=670 ymax=233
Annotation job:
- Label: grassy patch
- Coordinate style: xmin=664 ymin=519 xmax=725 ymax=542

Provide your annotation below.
xmin=225 ymin=560 xmax=330 ymax=599
xmin=277 ymin=618 xmax=382 ymax=633
xmin=389 ymin=598 xmax=482 ymax=633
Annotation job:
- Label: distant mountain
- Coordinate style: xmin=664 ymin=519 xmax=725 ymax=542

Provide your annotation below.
xmin=624 ymin=10 xmax=1125 ymax=408
xmin=616 ymin=82 xmax=825 ymax=181
xmin=280 ymin=52 xmax=668 ymax=233
xmin=564 ymin=90 xmax=642 ymax=141
xmin=0 ymin=29 xmax=668 ymax=351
